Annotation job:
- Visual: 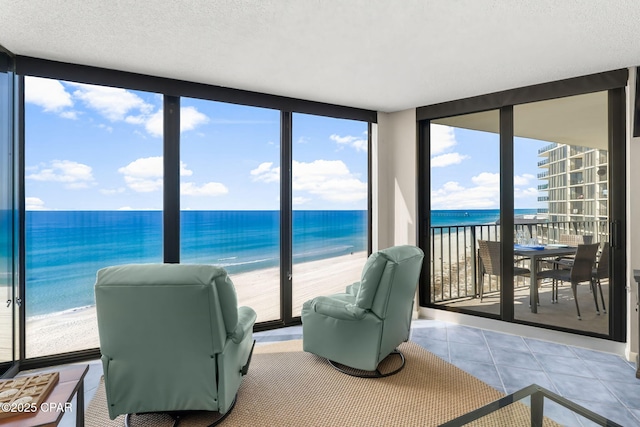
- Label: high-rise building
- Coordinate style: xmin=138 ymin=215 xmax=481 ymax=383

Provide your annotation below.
xmin=537 ymin=142 xmax=608 ymax=225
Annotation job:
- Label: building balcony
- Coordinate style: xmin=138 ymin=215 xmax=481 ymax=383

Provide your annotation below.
xmin=537 ymin=143 xmax=557 ymax=155
xmin=537 ymin=184 xmax=548 ymax=190
xmin=538 ymin=158 xmax=550 ymax=167
xmin=537 ymin=171 xmax=549 ymax=179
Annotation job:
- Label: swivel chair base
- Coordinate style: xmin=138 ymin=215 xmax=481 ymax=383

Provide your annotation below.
xmin=124 ymin=395 xmax=237 ymax=427
xmin=327 ymin=349 xmax=405 ymax=378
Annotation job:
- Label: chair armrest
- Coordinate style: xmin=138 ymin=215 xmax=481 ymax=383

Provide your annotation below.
xmin=309 ymin=295 xmax=367 ymax=321
xmin=345 ymin=281 xmax=360 ymax=296
xmin=230 ymin=306 xmax=257 ymax=344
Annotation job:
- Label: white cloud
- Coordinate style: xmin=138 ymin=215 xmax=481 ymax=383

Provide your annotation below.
xmin=430 ymin=124 xmax=457 ymax=155
xmin=26 ymin=160 xmax=95 ymax=189
xmin=295 ymin=160 xmax=365 ymax=202
xmin=252 ymin=159 xmax=366 ymax=203
xmin=431 ymin=153 xmax=469 ymax=168
xmin=137 ymin=107 xmax=209 ymax=137
xmin=330 ymin=134 xmax=367 ymax=152
xmin=432 ymin=181 xmax=499 ymax=209
xmin=514 ymin=173 xmax=535 ymax=186
xmin=182 ymin=107 xmax=210 ymax=131
xmin=251 ymin=162 xmax=279 ymax=183
xmin=59 ymin=111 xmax=78 ymax=120
xmin=25 ymin=197 xmax=46 ymax=210
xmin=181 ymin=182 xmax=228 ymax=196
xmin=118 ymin=156 xmax=205 ymax=193
xmin=293 ymin=196 xmax=311 ymax=205
xmin=100 ymin=187 xmax=126 ymax=195
xmin=70 ymin=83 xmax=153 ymax=121
xmin=25 ymin=76 xmax=74 ymax=114
xmin=515 ymin=187 xmax=539 ymax=199
xmin=471 ymin=172 xmax=499 ymax=186
xmin=432 ymin=171 xmax=540 ymax=209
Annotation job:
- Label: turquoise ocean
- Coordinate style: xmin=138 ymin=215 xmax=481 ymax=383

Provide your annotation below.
xmin=25 ymin=209 xmax=535 ymax=317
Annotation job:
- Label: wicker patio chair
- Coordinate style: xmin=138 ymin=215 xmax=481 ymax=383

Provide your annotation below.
xmin=477 ymin=240 xmax=530 ymax=302
xmin=592 ymin=244 xmax=609 ymax=314
xmin=537 ymin=243 xmax=599 ymax=320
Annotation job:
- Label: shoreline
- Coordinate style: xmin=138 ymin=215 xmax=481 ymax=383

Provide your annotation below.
xmin=24 ymin=251 xmax=367 ymax=358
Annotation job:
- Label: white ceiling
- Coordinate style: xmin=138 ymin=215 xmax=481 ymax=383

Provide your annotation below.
xmin=1 ymin=1 xmax=640 ymax=113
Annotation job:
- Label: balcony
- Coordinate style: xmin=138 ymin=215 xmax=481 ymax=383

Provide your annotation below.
xmin=537 ymin=143 xmax=557 ymax=154
xmin=537 ymin=171 xmax=549 ymax=179
xmin=429 ymin=219 xmax=609 ymax=326
xmin=537 ymin=158 xmax=549 ymax=167
xmin=537 ymin=196 xmax=549 ymax=202
xmin=537 ymin=184 xmax=548 ymax=190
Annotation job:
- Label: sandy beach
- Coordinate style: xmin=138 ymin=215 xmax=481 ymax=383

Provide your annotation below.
xmin=430 ymin=226 xmax=500 ymax=301
xmin=22 ymin=251 xmax=367 ymax=358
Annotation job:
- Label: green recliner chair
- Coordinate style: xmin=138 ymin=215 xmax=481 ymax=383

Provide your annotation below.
xmin=301 ymin=245 xmax=424 ymax=376
xmin=95 ymin=264 xmax=256 ymax=423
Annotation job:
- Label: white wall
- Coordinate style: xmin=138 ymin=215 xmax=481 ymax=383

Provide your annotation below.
xmin=374 ymin=109 xmax=418 ymax=251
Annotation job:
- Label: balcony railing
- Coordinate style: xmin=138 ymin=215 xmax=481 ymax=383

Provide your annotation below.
xmin=429 ymin=220 xmax=608 ymax=304
xmin=537 ymin=184 xmax=548 ymax=190
xmin=538 ymin=158 xmax=550 ymax=167
xmin=537 ymin=196 xmax=549 ymax=202
xmin=537 ymin=171 xmax=549 ymax=179
xmin=538 ymin=143 xmax=557 ymax=154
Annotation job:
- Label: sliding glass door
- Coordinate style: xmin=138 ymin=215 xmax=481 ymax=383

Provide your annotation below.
xmin=419 ymin=72 xmax=626 ymax=341
xmin=513 ymin=92 xmax=612 ymax=336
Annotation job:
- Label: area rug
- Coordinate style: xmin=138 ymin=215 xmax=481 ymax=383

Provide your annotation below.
xmin=85 ymin=340 xmax=556 ymax=426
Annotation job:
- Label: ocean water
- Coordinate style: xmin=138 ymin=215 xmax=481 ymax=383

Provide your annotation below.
xmin=25 ymin=209 xmax=534 ymax=317
xmin=431 ymin=209 xmax=538 ymax=227
xmin=25 ymin=210 xmax=367 ymax=317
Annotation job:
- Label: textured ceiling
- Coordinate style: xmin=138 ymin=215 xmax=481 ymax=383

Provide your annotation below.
xmin=1 ymin=1 xmax=639 ymax=112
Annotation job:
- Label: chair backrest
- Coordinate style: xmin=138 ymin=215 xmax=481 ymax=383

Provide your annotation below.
xmin=559 ymin=234 xmax=583 ymax=245
xmin=478 ymin=240 xmax=501 ymax=276
xmin=354 ymin=245 xmax=424 ymax=352
xmin=595 ymin=243 xmax=610 ymax=279
xmin=95 ymin=264 xmax=241 ymax=417
xmin=570 ymin=243 xmax=600 ymax=283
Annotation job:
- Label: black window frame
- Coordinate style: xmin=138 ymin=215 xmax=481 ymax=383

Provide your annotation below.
xmin=417 ymin=69 xmax=628 ymax=342
xmin=13 ymin=56 xmax=376 ymax=369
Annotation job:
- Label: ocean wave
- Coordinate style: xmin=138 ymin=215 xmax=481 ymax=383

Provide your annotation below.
xmin=293 ymin=245 xmax=354 ymax=258
xmin=27 ymin=304 xmax=95 ymax=321
xmin=217 ymin=258 xmax=275 ymax=268
xmin=217 ymin=256 xmax=238 ymax=261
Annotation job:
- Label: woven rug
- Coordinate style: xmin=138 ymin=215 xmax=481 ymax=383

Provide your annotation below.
xmin=86 ymin=340 xmax=560 ymax=426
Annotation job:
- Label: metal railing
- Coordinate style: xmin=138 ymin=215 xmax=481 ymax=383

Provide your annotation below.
xmin=538 ymin=143 xmax=557 ymax=154
xmin=429 ymin=220 xmax=608 ymax=303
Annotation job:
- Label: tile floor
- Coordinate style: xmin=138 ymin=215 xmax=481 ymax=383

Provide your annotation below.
xmin=49 ymin=319 xmax=640 ymax=426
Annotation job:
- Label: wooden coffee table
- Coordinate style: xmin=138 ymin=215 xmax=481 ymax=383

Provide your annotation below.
xmin=3 ymin=364 xmax=88 ymax=427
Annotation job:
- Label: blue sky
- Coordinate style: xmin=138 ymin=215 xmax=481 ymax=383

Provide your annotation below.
xmin=430 ymin=123 xmax=546 ymax=210
xmin=24 ymin=77 xmax=368 ymax=211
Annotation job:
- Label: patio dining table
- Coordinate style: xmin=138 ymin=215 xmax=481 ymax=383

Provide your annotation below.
xmin=513 ymin=245 xmax=578 ymax=313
